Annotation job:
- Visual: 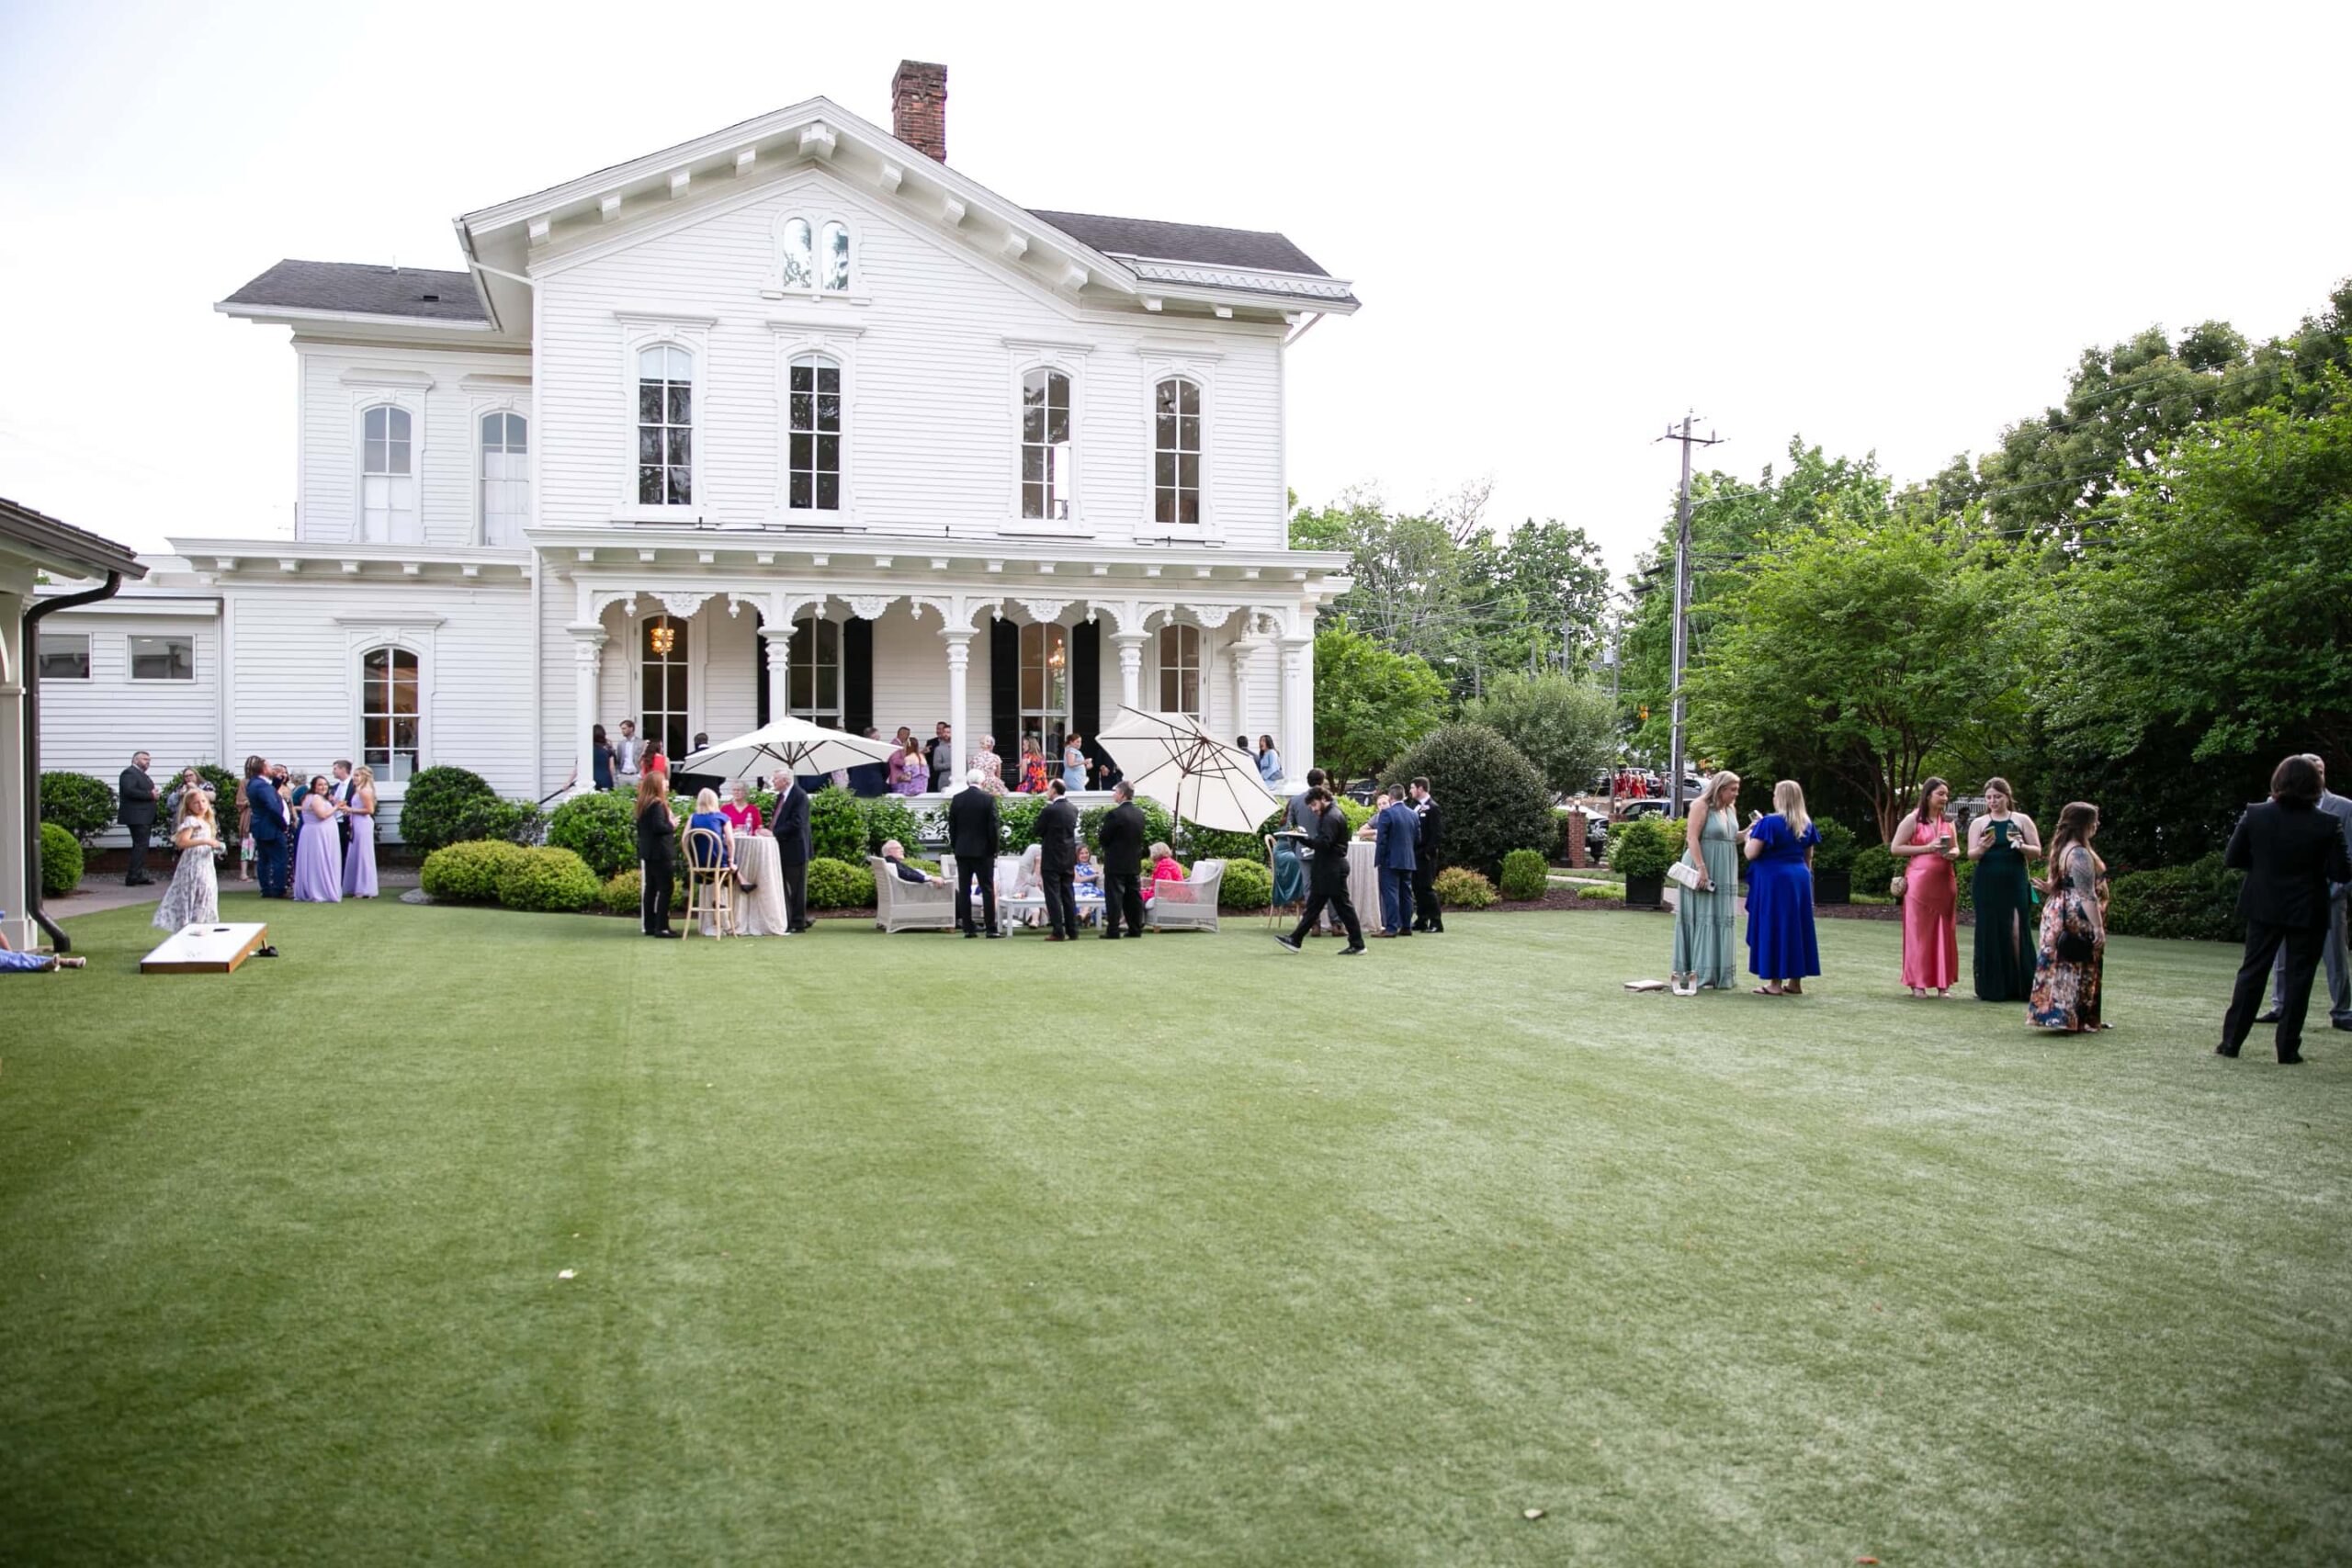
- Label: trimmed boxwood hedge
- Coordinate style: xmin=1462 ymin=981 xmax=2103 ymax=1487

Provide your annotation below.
xmin=1381 ymin=725 xmax=1553 ymax=876
xmin=864 ymin=795 xmax=921 ymax=856
xmin=1499 ymin=848 xmax=1549 ymax=901
xmin=805 ymin=856 xmax=876 ymax=909
xmin=400 ymin=767 xmax=542 ymax=854
xmin=1604 ymin=816 xmax=1681 ymax=880
xmin=1434 ymin=866 xmax=1498 ymax=908
xmin=2105 ymin=853 xmax=2245 ymax=942
xmin=418 ymin=840 xmax=533 ymax=903
xmin=547 ymin=789 xmax=638 ymax=877
xmin=598 ymin=866 xmax=682 ymax=916
xmin=1852 ymin=843 xmax=1900 ymax=897
xmin=40 ymin=771 xmax=115 ymax=844
xmin=495 ymin=847 xmax=602 ymax=913
xmin=808 ymin=787 xmax=868 ymax=863
xmin=1218 ymin=857 xmax=1272 ymax=910
xmin=40 ymin=820 xmax=84 ymax=896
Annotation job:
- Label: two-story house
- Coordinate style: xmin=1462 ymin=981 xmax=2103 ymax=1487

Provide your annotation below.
xmin=35 ymin=62 xmax=1355 ymax=829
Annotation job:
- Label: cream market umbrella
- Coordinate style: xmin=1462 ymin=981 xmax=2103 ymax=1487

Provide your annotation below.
xmin=678 ymin=717 xmax=903 ymax=784
xmin=1095 ymin=705 xmax=1283 ymax=835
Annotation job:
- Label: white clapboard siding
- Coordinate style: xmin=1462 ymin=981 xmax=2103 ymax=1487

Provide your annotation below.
xmin=534 ymin=168 xmax=1286 ymax=548
xmin=297 ymin=342 xmax=534 ymax=549
xmin=36 ymin=606 xmax=223 ymax=784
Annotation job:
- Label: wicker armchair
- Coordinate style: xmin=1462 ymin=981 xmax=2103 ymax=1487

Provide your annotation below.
xmin=1148 ymin=858 xmax=1224 ymax=932
xmin=870 ymin=854 xmax=956 ymax=932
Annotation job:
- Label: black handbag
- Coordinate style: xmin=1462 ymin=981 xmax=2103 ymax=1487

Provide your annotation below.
xmin=2054 ymin=926 xmax=2097 ymax=964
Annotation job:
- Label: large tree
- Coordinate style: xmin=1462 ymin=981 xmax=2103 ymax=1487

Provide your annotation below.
xmin=1311 ymin=626 xmax=1450 ymax=784
xmin=1684 ymin=515 xmax=2037 ymax=841
xmin=1463 ymin=671 xmax=1619 ymax=797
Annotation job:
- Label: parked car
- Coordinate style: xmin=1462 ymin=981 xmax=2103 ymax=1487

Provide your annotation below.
xmin=1616 ymin=797 xmax=1672 ymax=822
xmin=1557 ymin=803 xmax=1608 ymax=856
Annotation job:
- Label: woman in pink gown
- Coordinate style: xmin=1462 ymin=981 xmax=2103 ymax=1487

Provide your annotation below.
xmin=1893 ymin=777 xmax=1961 ymax=996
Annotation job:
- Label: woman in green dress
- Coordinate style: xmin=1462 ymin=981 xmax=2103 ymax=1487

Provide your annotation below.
xmin=1967 ymin=776 xmax=2041 ymax=1001
xmin=1671 ymin=772 xmax=1743 ymax=996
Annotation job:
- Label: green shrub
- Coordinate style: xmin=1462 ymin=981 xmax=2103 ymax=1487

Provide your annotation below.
xmin=1433 ymin=866 xmax=1498 ymax=908
xmin=807 ymin=787 xmax=867 ymax=863
xmin=1813 ymin=818 xmax=1859 ymax=874
xmin=1182 ymin=808 xmax=1287 ymax=864
xmin=185 ymin=763 xmax=241 ymax=813
xmin=40 ymin=820 xmax=83 ymax=896
xmin=1080 ymin=797 xmax=1175 ymax=854
xmin=1604 ymin=815 xmax=1682 ymax=880
xmin=865 ymin=795 xmax=921 ymax=855
xmin=1337 ymin=798 xmax=1374 ymax=836
xmin=40 ymin=771 xmax=114 ymax=843
xmin=400 ymin=767 xmax=541 ymax=853
xmin=805 ymin=856 xmax=876 ymax=909
xmin=1218 ymin=857 xmax=1272 ymax=910
xmin=495 ymin=846 xmax=601 ymax=913
xmin=996 ymin=794 xmax=1047 ymax=852
xmin=1382 ymin=725 xmax=1553 ymax=876
xmin=418 ymin=840 xmax=532 ymax=903
xmin=1498 ymin=848 xmax=1549 ymax=901
xmin=1853 ymin=843 xmax=1900 ymax=897
xmin=1576 ymin=883 xmax=1623 ymax=902
xmin=598 ymin=866 xmax=683 ymax=916
xmin=547 ymin=790 xmax=638 ymax=877
xmin=2106 ymin=853 xmax=2246 ymax=942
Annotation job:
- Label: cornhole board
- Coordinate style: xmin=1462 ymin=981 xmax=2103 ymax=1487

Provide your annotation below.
xmin=141 ymin=922 xmax=268 ymax=975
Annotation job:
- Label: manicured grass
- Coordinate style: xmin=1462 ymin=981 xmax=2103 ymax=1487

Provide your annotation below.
xmin=3 ymin=894 xmax=2346 ymax=1564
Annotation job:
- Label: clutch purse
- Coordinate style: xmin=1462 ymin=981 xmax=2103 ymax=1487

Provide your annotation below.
xmin=1667 ymin=860 xmax=1703 ymax=891
xmin=1890 ymin=874 xmax=1908 ymax=898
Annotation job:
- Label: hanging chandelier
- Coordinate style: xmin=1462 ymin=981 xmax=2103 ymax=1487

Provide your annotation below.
xmin=649 ymin=621 xmax=676 ymax=657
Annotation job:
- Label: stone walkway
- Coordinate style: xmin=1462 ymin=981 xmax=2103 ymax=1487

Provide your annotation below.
xmin=48 ymin=865 xmax=420 ymax=919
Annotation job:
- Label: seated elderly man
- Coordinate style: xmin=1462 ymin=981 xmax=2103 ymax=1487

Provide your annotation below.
xmin=879 ymin=840 xmax=933 ymax=884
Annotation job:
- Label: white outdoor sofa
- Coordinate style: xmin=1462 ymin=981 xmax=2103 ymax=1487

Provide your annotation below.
xmin=868 ymin=855 xmax=957 ymax=933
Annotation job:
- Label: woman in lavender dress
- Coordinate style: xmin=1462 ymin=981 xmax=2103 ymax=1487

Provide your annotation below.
xmin=153 ymin=792 xmax=223 ymax=931
xmin=290 ymin=776 xmax=345 ymax=902
xmin=342 ymin=765 xmax=379 ymax=897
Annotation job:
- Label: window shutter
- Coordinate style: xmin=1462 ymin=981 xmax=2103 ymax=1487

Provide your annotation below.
xmin=1072 ymin=619 xmax=1101 ymax=740
xmin=843 ymin=616 xmax=874 ymax=734
xmin=991 ymin=618 xmax=1020 ymax=767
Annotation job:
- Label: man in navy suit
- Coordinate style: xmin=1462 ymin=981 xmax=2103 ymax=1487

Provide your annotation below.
xmin=243 ymin=754 xmax=289 ymax=897
xmin=1372 ymin=789 xmax=1419 ymax=937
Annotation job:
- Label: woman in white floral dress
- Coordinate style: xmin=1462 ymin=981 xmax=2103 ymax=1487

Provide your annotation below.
xmin=153 ymin=791 xmax=223 ymax=931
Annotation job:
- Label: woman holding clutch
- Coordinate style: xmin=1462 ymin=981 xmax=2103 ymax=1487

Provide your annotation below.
xmin=1892 ymin=777 xmax=1962 ymax=998
xmin=1669 ymin=771 xmax=1742 ymax=995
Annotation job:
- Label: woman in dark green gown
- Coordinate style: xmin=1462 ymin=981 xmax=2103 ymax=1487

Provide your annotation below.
xmin=1968 ymin=776 xmax=2041 ymax=1001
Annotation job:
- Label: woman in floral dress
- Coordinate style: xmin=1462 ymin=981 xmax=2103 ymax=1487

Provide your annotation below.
xmin=2028 ymin=802 xmax=2106 ymax=1032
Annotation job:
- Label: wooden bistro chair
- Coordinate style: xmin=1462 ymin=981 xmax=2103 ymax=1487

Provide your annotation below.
xmin=1264 ymin=833 xmax=1305 ymax=929
xmin=683 ymin=825 xmax=735 ymax=939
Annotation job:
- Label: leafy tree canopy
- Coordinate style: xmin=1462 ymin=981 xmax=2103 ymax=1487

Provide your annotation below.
xmin=1463 ymin=671 xmax=1619 ymax=797
xmin=1311 ymin=626 xmax=1449 ymax=784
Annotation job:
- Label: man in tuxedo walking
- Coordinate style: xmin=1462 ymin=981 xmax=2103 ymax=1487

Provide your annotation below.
xmin=2220 ymin=754 xmax=2352 ymax=1064
xmin=2258 ymin=752 xmax=2352 ymax=1032
xmin=1275 ymin=786 xmax=1366 ymax=954
xmin=243 ymin=755 xmax=289 ymax=897
xmin=1408 ymin=776 xmax=1445 ymax=933
xmin=118 ymin=751 xmax=157 ymax=885
xmin=1096 ymin=782 xmax=1148 ymax=940
xmin=771 ymin=770 xmax=813 ymax=933
xmin=947 ymin=768 xmax=1003 ymax=938
xmin=1036 ymin=779 xmax=1081 ymax=942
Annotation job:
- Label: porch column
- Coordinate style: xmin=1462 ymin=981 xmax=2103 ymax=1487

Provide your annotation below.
xmin=1112 ymin=631 xmax=1149 ymax=712
xmin=567 ymin=625 xmax=607 ymax=795
xmin=1279 ymin=636 xmax=1312 ymax=784
xmin=1227 ymin=633 xmax=1258 ymax=754
xmin=943 ymin=629 xmax=974 ymax=779
xmin=763 ymin=623 xmax=794 ymax=728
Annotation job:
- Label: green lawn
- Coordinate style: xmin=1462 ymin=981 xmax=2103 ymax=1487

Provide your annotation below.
xmin=2 ymin=895 xmax=2346 ymax=1565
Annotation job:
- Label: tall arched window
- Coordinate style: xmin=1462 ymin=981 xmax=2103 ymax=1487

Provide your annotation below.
xmin=1021 ymin=622 xmax=1069 ymax=754
xmin=776 ymin=216 xmax=852 ymax=295
xmin=779 ymin=218 xmax=814 ymax=289
xmin=640 ymin=615 xmax=690 ymax=760
xmin=637 ymin=345 xmax=693 ymax=506
xmin=787 ymin=355 xmax=842 ymax=512
xmin=819 ymin=220 xmax=851 ymax=291
xmin=1153 ymin=378 xmax=1201 ymax=525
xmin=360 ymin=405 xmax=415 ymax=542
xmin=1157 ymin=624 xmax=1202 ymax=718
xmin=1020 ymin=368 xmax=1071 ymax=520
xmin=359 ymin=647 xmax=421 ymax=781
xmin=788 ymin=615 xmax=841 ymax=726
xmin=481 ymin=412 xmax=528 ymax=546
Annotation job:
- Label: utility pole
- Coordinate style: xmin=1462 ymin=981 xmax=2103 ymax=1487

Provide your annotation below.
xmin=1657 ymin=413 xmax=1722 ymax=816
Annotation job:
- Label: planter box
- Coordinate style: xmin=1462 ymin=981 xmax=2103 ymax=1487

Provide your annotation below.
xmin=1815 ymin=868 xmax=1851 ymax=906
xmin=1624 ymin=873 xmax=1665 ymax=909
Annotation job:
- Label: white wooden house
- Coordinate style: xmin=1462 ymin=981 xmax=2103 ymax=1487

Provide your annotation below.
xmin=34 ymin=62 xmax=1356 ymax=833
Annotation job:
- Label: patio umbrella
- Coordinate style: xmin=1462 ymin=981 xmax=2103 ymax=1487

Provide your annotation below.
xmin=678 ymin=717 xmax=903 ymax=785
xmin=1095 ymin=705 xmax=1282 ymax=835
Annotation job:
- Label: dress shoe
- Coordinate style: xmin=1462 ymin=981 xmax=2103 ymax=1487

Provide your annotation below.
xmin=1337 ymin=944 xmax=1367 ymax=956
xmin=1100 ymin=932 xmax=1121 ymax=940
xmin=1275 ymin=936 xmax=1302 ymax=953
xmin=2333 ymin=1018 xmax=2352 ymax=1032
xmin=963 ymin=930 xmax=978 ymax=939
xmin=2254 ymin=1010 xmax=2280 ymax=1024
xmin=2277 ymin=1051 xmax=2305 ymax=1065
xmin=2214 ymin=1042 xmax=2240 ymax=1058
xmin=1045 ymin=934 xmax=1065 ymax=942
xmin=985 ymin=931 xmax=1006 ymax=939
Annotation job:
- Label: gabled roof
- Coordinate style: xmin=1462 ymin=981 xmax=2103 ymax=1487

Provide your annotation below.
xmin=220 ymin=260 xmax=490 ymax=325
xmin=0 ymin=496 xmax=148 ymax=581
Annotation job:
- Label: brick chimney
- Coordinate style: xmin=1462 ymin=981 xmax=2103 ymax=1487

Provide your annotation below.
xmin=891 ymin=60 xmax=948 ymax=164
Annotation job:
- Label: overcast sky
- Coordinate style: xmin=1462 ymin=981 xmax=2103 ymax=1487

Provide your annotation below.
xmin=3 ymin=1 xmax=2345 ymax=574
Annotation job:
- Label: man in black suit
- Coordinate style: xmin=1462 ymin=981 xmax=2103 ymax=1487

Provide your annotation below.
xmin=946 ymin=768 xmax=1003 ymax=938
xmin=1408 ymin=775 xmax=1444 ymax=934
xmin=328 ymin=760 xmax=356 ymax=860
xmin=1096 ymin=782 xmax=1148 ymax=939
xmin=1275 ymin=786 xmax=1366 ymax=954
xmin=1036 ymin=779 xmax=1081 ymax=942
xmin=119 ymin=751 xmax=157 ymax=885
xmin=2219 ymin=754 xmax=2352 ymax=1064
xmin=771 ymin=773 xmax=813 ymax=933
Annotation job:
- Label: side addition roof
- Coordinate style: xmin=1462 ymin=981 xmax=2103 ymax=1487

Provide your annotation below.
xmin=218 ymin=260 xmax=491 ymax=327
xmin=0 ymin=496 xmax=148 ymax=581
xmin=1027 ymin=211 xmax=1358 ymax=308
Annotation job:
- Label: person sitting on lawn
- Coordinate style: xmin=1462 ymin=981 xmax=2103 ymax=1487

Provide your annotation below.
xmin=0 ymin=917 xmax=86 ymax=972
xmin=879 ymin=840 xmax=932 ymax=884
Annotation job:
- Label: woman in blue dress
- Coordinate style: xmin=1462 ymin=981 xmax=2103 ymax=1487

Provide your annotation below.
xmin=1742 ymin=778 xmax=1822 ymax=995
